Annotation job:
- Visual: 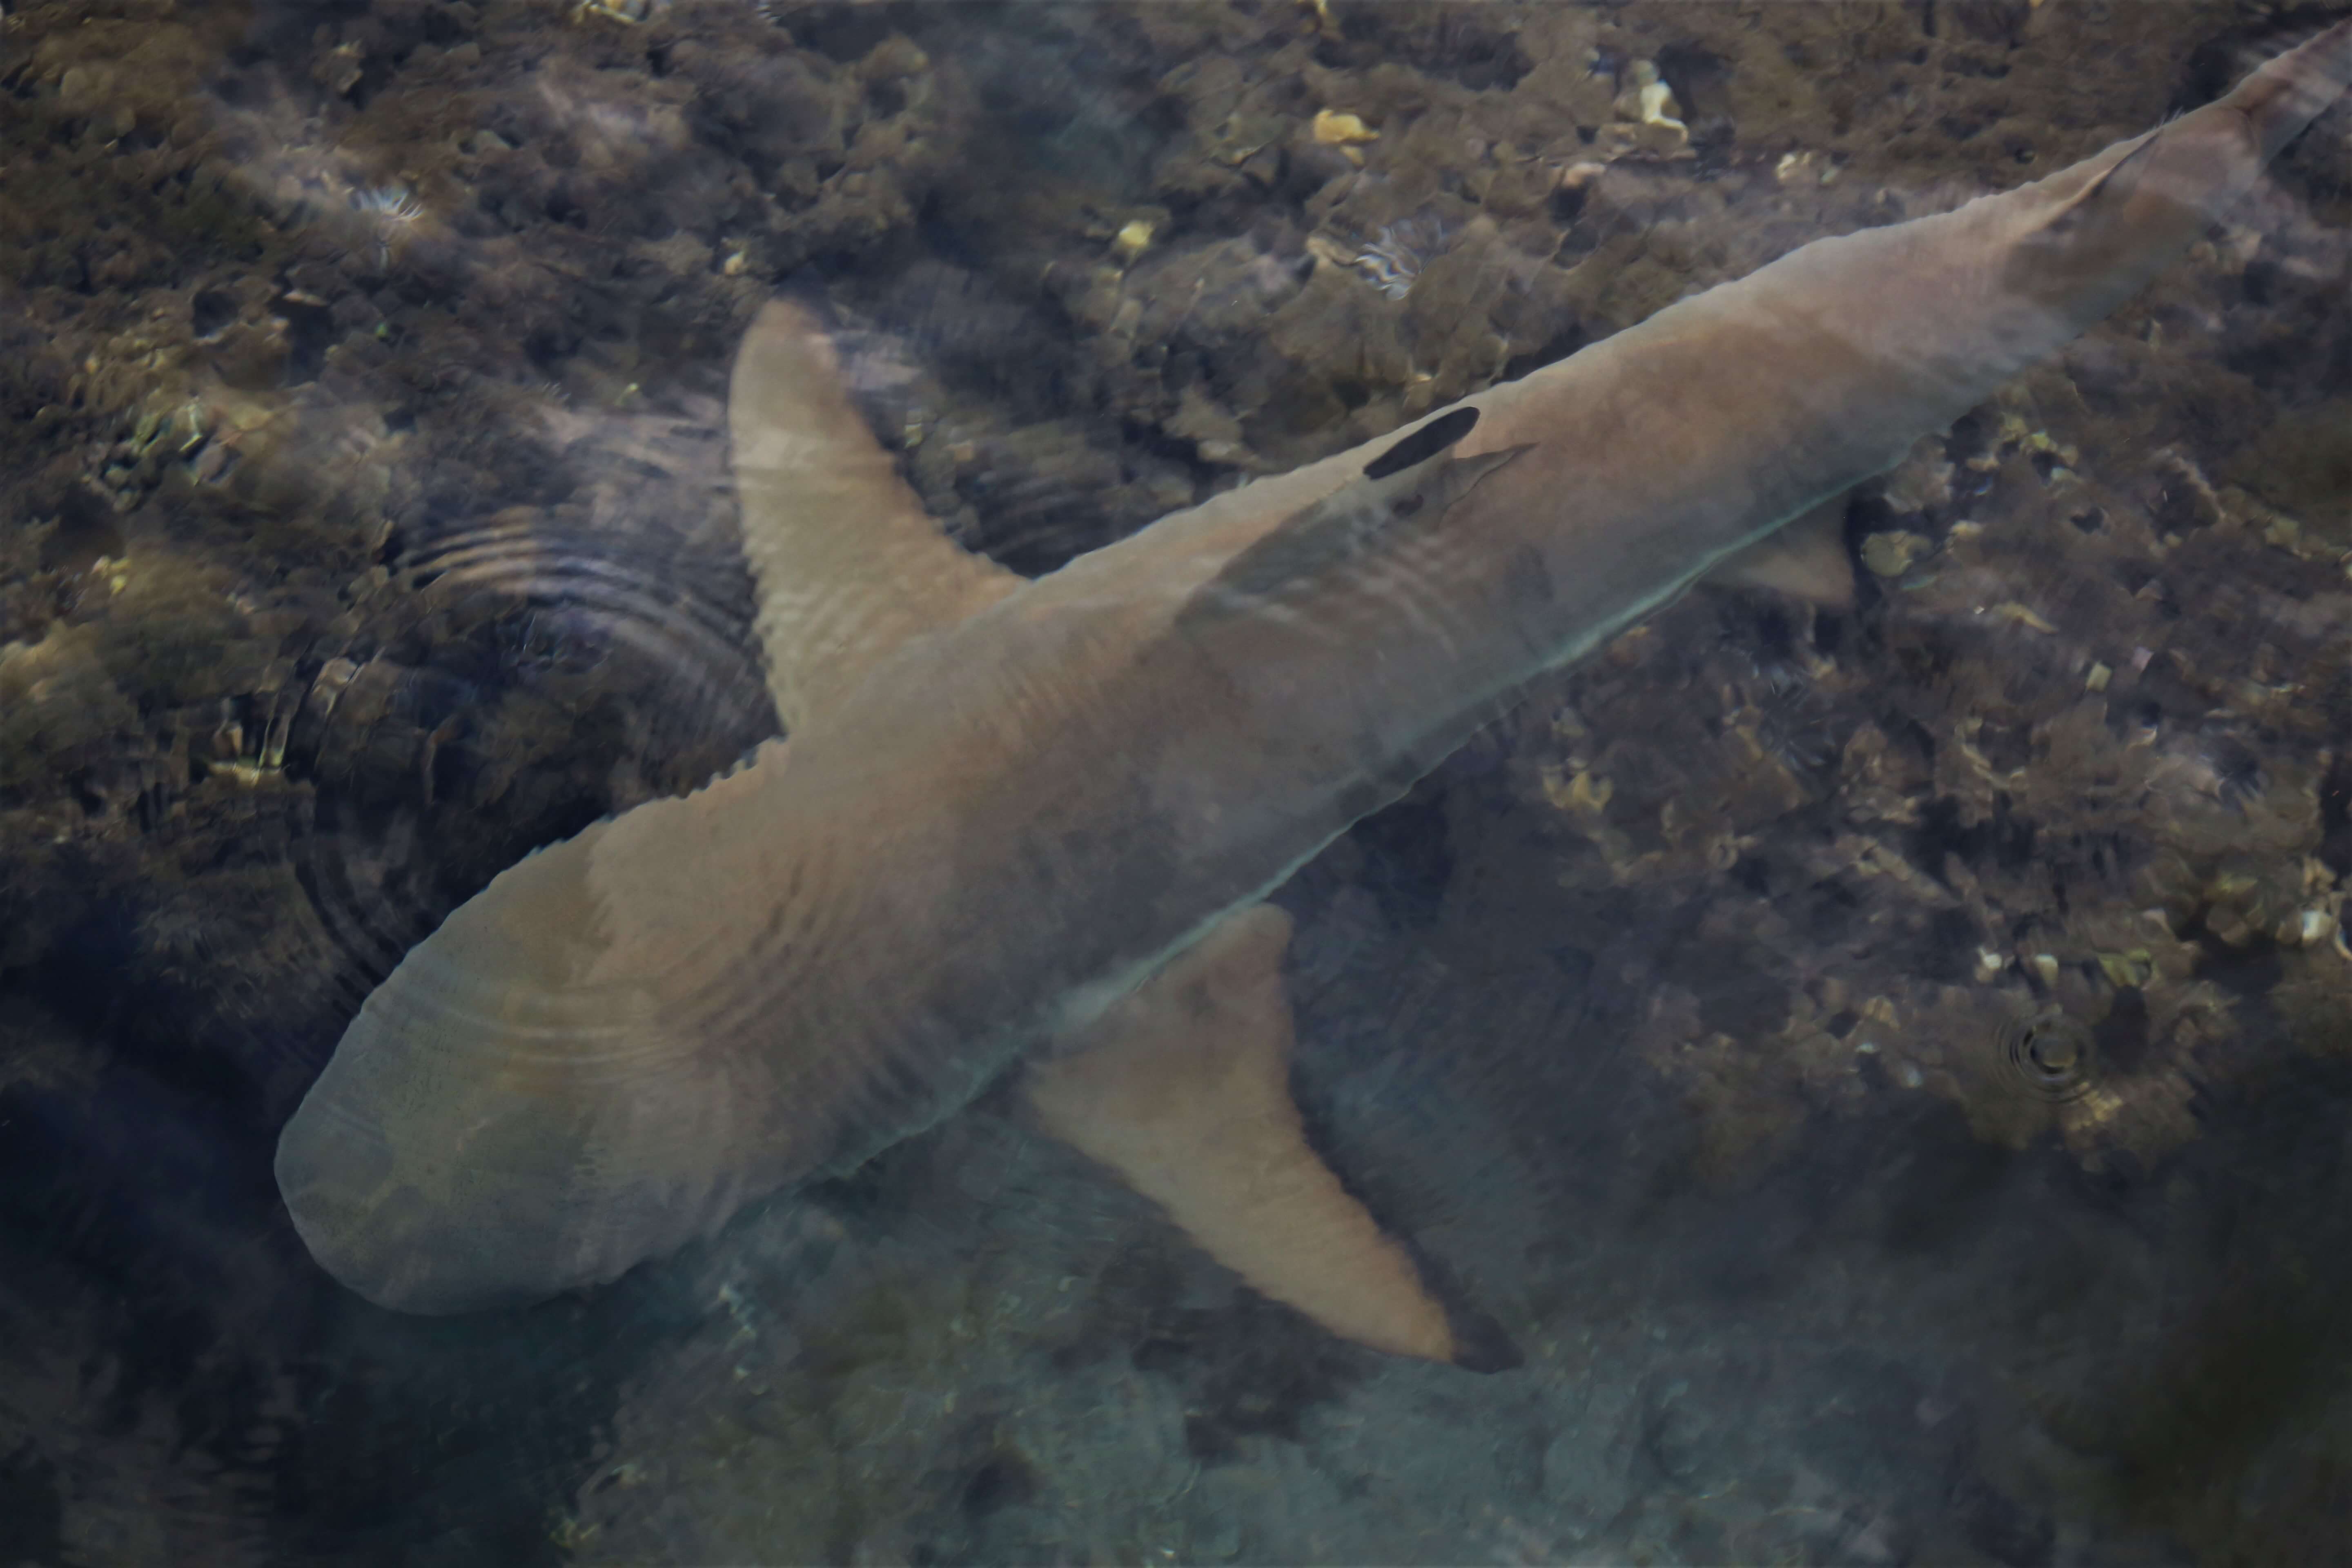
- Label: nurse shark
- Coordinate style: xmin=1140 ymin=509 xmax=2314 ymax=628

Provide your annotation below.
xmin=277 ymin=21 xmax=2351 ymax=1367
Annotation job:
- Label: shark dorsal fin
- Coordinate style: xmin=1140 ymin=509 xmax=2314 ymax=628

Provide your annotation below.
xmin=1182 ymin=410 xmax=1524 ymax=628
xmin=1363 ymin=406 xmax=1480 ymax=479
xmin=728 ymin=301 xmax=1022 ymax=733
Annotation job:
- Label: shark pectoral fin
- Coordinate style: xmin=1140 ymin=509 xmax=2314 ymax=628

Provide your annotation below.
xmin=1021 ymin=904 xmax=1466 ymax=1367
xmin=728 ymin=300 xmax=1023 ymax=732
xmin=1704 ymin=492 xmax=1857 ymax=610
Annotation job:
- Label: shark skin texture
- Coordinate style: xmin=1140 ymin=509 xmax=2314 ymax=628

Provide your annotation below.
xmin=275 ymin=22 xmax=2351 ymax=1366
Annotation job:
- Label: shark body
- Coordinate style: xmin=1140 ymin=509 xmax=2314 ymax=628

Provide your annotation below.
xmin=277 ymin=22 xmax=2350 ymax=1365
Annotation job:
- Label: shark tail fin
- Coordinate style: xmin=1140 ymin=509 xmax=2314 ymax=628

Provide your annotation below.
xmin=2010 ymin=17 xmax=2350 ymax=307
xmin=2217 ymin=16 xmax=2352 ymax=164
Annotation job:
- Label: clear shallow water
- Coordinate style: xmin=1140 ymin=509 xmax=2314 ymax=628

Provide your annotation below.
xmin=1 ymin=3 xmax=2347 ymax=1564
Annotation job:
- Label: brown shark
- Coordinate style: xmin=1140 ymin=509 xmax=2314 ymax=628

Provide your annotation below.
xmin=276 ymin=22 xmax=2350 ymax=1365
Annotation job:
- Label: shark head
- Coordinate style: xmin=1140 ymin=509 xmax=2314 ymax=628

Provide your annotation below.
xmin=277 ymin=746 xmax=804 ymax=1314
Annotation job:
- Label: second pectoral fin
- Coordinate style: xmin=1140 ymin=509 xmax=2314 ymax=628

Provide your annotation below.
xmin=1021 ymin=904 xmax=1483 ymax=1368
xmin=729 ymin=300 xmax=1023 ymax=733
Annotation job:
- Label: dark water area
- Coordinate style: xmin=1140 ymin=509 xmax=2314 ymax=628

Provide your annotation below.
xmin=2 ymin=2 xmax=2348 ymax=1563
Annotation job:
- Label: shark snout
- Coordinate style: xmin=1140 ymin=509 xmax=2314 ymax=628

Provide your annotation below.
xmin=275 ymin=1082 xmax=559 ymax=1315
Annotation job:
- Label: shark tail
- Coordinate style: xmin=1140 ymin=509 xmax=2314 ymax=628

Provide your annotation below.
xmin=2217 ymin=15 xmax=2352 ymax=163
